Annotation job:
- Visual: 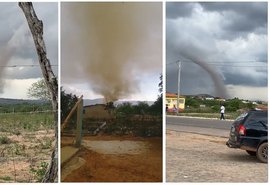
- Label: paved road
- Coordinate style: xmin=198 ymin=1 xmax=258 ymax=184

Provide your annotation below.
xmin=166 ymin=115 xmax=234 ymax=137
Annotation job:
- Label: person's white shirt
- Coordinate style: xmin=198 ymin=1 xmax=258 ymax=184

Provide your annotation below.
xmin=220 ymin=105 xmax=225 ymax=113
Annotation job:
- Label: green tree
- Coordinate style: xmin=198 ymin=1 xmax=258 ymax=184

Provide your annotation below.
xmin=227 ymin=98 xmax=240 ymax=110
xmin=185 ymin=97 xmax=199 ymax=108
xmin=61 ymin=87 xmax=78 ymax=123
xmin=149 ymin=74 xmax=162 ymax=115
xmin=149 ymin=96 xmax=162 ymax=115
xmin=27 ymin=79 xmax=50 ymax=101
xmin=133 ymin=102 xmax=150 ymax=115
xmin=116 ymin=102 xmax=134 ymax=116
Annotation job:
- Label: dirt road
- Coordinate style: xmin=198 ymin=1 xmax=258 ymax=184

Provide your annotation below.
xmin=61 ymin=135 xmax=162 ymax=182
xmin=166 ymin=130 xmax=268 ymax=182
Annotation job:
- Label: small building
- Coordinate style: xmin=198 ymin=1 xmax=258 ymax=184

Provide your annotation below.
xmin=255 ymin=104 xmax=268 ymax=111
xmin=215 ymin=97 xmax=226 ymax=101
xmin=200 ymin=104 xmax=206 ymax=108
xmin=166 ymin=92 xmax=185 ymax=112
xmin=83 ymin=104 xmax=114 ymax=120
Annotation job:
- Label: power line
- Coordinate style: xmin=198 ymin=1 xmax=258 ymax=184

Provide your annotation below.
xmin=0 ymin=64 xmax=58 ymax=68
xmin=167 ymin=61 xmax=267 ymax=68
xmin=207 ymin=65 xmax=266 ymax=68
xmin=167 ymin=60 xmax=267 ymax=65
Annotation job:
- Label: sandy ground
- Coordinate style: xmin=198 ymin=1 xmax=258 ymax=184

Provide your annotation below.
xmin=61 ymin=135 xmax=162 ymax=182
xmin=166 ymin=130 xmax=268 ymax=182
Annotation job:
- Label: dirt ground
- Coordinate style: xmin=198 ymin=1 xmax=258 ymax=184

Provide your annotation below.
xmin=0 ymin=130 xmax=54 ymax=182
xmin=61 ymin=135 xmax=162 ymax=182
xmin=166 ymin=130 xmax=268 ymax=182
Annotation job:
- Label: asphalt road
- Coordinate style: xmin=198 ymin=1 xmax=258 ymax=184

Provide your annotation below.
xmin=166 ymin=115 xmax=234 ymax=137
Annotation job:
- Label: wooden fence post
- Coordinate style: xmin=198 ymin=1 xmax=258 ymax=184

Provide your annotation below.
xmin=61 ymin=95 xmax=83 ymax=131
xmin=19 ymin=2 xmax=58 ymax=182
xmin=75 ymin=99 xmax=83 ymax=147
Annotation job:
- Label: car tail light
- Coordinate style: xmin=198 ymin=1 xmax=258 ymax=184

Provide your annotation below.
xmin=238 ymin=125 xmax=246 ymax=136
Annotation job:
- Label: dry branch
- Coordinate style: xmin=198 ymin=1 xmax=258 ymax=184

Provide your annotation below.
xmin=19 ymin=2 xmax=58 ymax=182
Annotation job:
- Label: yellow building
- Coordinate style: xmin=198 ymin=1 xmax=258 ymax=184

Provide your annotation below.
xmin=166 ymin=92 xmax=185 ymax=112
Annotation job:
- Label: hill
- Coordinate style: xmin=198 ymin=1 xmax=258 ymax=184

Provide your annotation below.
xmin=83 ymin=98 xmax=154 ymax=106
xmin=0 ymin=98 xmax=48 ymax=105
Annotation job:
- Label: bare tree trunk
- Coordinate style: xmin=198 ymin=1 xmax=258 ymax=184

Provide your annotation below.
xmin=19 ymin=2 xmax=58 ymax=182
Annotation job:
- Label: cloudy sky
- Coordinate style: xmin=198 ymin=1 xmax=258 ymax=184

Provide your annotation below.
xmin=61 ymin=2 xmax=162 ymax=102
xmin=0 ymin=2 xmax=58 ymax=99
xmin=166 ymin=2 xmax=267 ymax=101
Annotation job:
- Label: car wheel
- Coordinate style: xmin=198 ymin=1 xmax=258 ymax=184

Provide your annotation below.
xmin=246 ymin=150 xmax=256 ymax=156
xmin=256 ymin=142 xmax=268 ymax=163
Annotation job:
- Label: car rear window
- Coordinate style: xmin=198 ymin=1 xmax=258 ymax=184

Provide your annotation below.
xmin=245 ymin=111 xmax=268 ymax=126
xmin=235 ymin=112 xmax=248 ymax=121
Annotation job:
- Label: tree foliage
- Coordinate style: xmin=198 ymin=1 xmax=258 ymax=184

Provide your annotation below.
xmin=116 ymin=74 xmax=163 ymax=115
xmin=61 ymin=87 xmax=78 ymax=123
xmin=27 ymin=79 xmax=51 ymax=101
xmin=184 ymin=96 xmax=256 ymax=112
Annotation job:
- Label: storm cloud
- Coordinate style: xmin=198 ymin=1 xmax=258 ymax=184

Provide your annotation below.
xmin=166 ymin=2 xmax=267 ymax=100
xmin=0 ymin=2 xmax=58 ymax=95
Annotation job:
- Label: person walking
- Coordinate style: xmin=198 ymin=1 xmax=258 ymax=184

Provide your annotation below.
xmin=173 ymin=105 xmax=177 ymax=113
xmin=220 ymin=104 xmax=225 ymax=120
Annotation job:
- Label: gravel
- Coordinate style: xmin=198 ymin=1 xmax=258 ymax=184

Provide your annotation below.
xmin=166 ymin=130 xmax=268 ymax=182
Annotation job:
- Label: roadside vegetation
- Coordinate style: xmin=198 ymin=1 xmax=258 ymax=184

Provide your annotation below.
xmin=168 ymin=97 xmax=267 ymax=120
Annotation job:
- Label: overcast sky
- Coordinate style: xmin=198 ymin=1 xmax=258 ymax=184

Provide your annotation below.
xmin=166 ymin=2 xmax=267 ymax=101
xmin=0 ymin=2 xmax=58 ymax=99
xmin=61 ymin=2 xmax=162 ymax=101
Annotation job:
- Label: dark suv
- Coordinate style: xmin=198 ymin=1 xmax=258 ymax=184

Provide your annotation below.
xmin=226 ymin=110 xmax=268 ymax=163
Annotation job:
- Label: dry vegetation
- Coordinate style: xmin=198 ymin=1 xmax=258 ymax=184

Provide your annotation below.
xmin=0 ymin=112 xmax=54 ymax=182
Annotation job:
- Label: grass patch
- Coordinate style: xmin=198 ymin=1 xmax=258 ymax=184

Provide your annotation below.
xmin=30 ymin=162 xmax=48 ymax=182
xmin=0 ymin=136 xmax=11 ymax=144
xmin=37 ymin=137 xmax=52 ymax=150
xmin=167 ymin=112 xmax=240 ymax=120
xmin=0 ymin=176 xmax=12 ymax=181
xmin=0 ymin=112 xmax=54 ymax=132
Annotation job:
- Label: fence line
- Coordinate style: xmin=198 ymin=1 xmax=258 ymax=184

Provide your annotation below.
xmin=0 ymin=110 xmax=55 ymax=115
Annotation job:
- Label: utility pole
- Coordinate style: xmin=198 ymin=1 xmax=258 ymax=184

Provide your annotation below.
xmin=176 ymin=60 xmax=181 ymax=114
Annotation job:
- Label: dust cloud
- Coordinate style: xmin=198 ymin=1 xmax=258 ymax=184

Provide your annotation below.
xmin=168 ymin=30 xmax=228 ymax=98
xmin=62 ymin=3 xmax=162 ymax=102
xmin=182 ymin=52 xmax=229 ymax=98
xmin=0 ymin=46 xmax=13 ymax=93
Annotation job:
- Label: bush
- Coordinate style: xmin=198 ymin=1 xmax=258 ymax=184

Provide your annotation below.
xmin=30 ymin=162 xmax=48 ymax=182
xmin=0 ymin=136 xmax=11 ymax=144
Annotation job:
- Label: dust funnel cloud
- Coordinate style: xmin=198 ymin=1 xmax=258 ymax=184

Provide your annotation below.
xmin=168 ymin=33 xmax=228 ymax=98
xmin=180 ymin=50 xmax=228 ymax=98
xmin=0 ymin=46 xmax=13 ymax=93
xmin=62 ymin=3 xmax=162 ymax=102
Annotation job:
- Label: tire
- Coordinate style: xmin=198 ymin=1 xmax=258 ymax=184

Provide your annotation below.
xmin=256 ymin=142 xmax=268 ymax=163
xmin=246 ymin=150 xmax=256 ymax=156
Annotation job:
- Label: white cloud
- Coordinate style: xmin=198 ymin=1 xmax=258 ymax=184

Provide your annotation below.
xmin=0 ymin=78 xmax=41 ymax=99
xmin=226 ymin=84 xmax=267 ymax=101
xmin=0 ymin=3 xmax=58 ymax=98
xmin=62 ymin=73 xmax=160 ymax=101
